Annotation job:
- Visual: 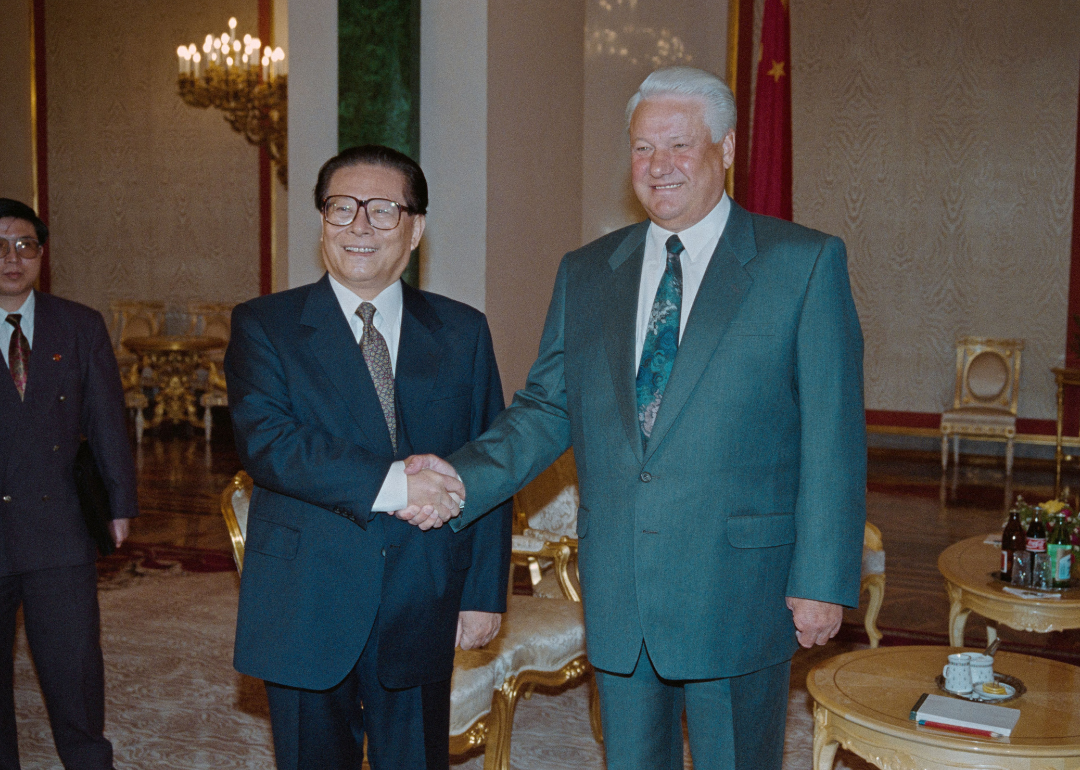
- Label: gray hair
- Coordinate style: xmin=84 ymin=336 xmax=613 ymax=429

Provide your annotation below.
xmin=625 ymin=67 xmax=736 ymax=142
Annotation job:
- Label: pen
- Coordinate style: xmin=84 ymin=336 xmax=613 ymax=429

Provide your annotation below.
xmin=918 ymin=720 xmax=1001 ymax=738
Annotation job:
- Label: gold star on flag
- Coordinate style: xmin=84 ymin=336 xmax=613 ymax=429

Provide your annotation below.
xmin=767 ymin=60 xmax=786 ymax=82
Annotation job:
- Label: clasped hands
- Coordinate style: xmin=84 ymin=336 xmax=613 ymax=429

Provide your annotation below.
xmin=392 ymin=454 xmax=464 ymax=531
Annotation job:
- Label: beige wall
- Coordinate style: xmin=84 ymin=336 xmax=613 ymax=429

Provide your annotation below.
xmin=44 ymin=0 xmax=260 ymax=321
xmin=485 ymin=1 xmax=586 ymax=399
xmin=0 ymin=0 xmax=34 ymax=206
xmin=582 ymin=0 xmax=729 ymax=243
xmin=791 ymin=0 xmax=1080 ymax=421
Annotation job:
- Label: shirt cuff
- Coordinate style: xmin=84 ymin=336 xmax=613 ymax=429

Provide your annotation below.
xmin=371 ymin=460 xmax=407 ymax=512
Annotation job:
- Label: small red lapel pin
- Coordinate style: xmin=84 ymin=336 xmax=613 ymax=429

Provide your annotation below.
xmin=53 ymin=353 xmax=62 ymax=361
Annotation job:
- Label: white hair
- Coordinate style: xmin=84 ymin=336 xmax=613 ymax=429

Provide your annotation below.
xmin=625 ymin=66 xmax=736 ymax=142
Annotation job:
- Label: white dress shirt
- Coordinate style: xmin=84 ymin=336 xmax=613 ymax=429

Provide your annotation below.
xmin=327 ymin=275 xmax=408 ymax=512
xmin=634 ymin=194 xmax=731 ymax=366
xmin=0 ymin=291 xmax=36 ymax=367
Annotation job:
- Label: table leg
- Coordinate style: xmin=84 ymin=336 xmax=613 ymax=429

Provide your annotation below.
xmin=812 ymin=705 xmax=840 ymax=770
xmin=946 ymin=583 xmax=970 ymax=647
xmin=985 ymin=623 xmax=998 ymax=647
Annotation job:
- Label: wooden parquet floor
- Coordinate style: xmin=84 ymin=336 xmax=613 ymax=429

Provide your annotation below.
xmin=129 ymin=419 xmax=1080 ymax=658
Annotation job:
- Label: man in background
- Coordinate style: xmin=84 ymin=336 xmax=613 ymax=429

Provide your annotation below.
xmin=0 ymin=198 xmax=137 ymax=770
xmin=403 ymin=67 xmax=867 ymax=769
xmin=225 ymin=146 xmax=511 ymax=769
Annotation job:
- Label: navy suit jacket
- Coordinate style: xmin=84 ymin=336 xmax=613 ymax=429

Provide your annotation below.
xmin=0 ymin=291 xmax=138 ymax=577
xmin=225 ymin=276 xmax=511 ymax=691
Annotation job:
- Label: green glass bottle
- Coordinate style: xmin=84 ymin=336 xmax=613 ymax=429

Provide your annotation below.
xmin=1048 ymin=515 xmax=1073 ymax=589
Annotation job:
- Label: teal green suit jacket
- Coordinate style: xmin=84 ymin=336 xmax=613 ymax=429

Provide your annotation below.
xmin=450 ymin=202 xmax=866 ymax=679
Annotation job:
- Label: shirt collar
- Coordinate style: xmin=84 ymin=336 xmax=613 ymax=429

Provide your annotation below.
xmin=5 ymin=290 xmax=35 ymax=323
xmin=327 ymin=274 xmax=403 ymax=326
xmin=646 ymin=192 xmax=731 ymax=262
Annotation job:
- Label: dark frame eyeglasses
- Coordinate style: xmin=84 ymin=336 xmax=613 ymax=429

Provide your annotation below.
xmin=321 ymin=195 xmax=416 ymax=230
xmin=0 ymin=236 xmax=42 ymax=260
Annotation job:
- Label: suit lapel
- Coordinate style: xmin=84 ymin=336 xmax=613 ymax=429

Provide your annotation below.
xmin=395 ymin=283 xmax=443 ymax=458
xmin=300 ymin=276 xmax=394 ymax=455
xmin=23 ymin=292 xmax=73 ymax=418
xmin=644 ymin=203 xmax=757 ymax=462
xmin=603 ymin=222 xmax=649 ymax=463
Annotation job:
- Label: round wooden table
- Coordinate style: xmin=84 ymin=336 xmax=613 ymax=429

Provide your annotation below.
xmin=808 ymin=646 xmax=1080 ymax=770
xmin=938 ymin=535 xmax=1080 ymax=646
xmin=122 ymin=335 xmax=226 ymax=431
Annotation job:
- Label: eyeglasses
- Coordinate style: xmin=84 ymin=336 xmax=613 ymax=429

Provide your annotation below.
xmin=0 ymin=236 xmax=42 ymax=261
xmin=321 ymin=196 xmax=415 ymax=230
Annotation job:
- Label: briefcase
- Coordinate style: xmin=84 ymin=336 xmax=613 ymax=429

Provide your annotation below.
xmin=73 ymin=440 xmax=116 ymax=556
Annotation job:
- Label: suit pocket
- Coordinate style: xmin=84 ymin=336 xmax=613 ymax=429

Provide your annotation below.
xmin=726 ymin=324 xmax=778 ymax=337
xmin=726 ymin=512 xmax=795 ymax=548
xmin=576 ymin=506 xmax=589 ymax=538
xmin=246 ymin=518 xmax=301 ymax=560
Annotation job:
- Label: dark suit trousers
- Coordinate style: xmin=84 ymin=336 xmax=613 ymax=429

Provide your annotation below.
xmin=0 ymin=564 xmax=113 ymax=770
xmin=594 ymin=642 xmax=789 ymax=770
xmin=265 ymin=616 xmax=451 ymax=770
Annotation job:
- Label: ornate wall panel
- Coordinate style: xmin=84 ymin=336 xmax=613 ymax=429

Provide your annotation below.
xmin=791 ymin=0 xmax=1079 ymax=420
xmin=45 ymin=0 xmax=259 ymax=322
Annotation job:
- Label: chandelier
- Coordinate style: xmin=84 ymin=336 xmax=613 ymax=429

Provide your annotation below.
xmin=176 ymin=17 xmax=288 ymax=186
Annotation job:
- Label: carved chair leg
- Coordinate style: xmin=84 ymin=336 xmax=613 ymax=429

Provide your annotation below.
xmin=953 ymin=435 xmax=960 ymax=467
xmin=135 ymin=409 xmax=145 ymax=444
xmin=483 ymin=678 xmax=522 ymax=770
xmin=861 ymin=574 xmax=885 ymax=649
xmin=946 ymin=584 xmax=971 ymax=647
xmin=941 ymin=432 xmax=949 ymax=470
xmin=1005 ymin=437 xmax=1014 ymax=476
xmin=204 ymin=406 xmax=213 ymax=442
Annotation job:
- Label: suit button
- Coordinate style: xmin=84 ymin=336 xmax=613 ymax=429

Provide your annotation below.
xmin=381 ymin=548 xmax=387 ymax=557
xmin=2 ymin=496 xmax=10 ymax=502
xmin=58 ymin=395 xmax=66 ymax=402
xmin=41 ymin=495 xmax=49 ymax=501
xmin=53 ymin=445 xmax=60 ymax=452
xmin=639 ymin=471 xmax=652 ymax=483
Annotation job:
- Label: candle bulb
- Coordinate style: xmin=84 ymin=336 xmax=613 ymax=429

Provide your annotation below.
xmin=193 ymin=51 xmax=201 ymax=78
xmin=261 ymin=54 xmax=269 ymax=82
xmin=177 ymin=45 xmax=187 ymax=75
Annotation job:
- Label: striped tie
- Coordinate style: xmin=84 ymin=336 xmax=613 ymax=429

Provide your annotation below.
xmin=635 ymin=235 xmax=684 ymax=444
xmin=357 ymin=303 xmax=397 ymax=452
xmin=6 ymin=314 xmax=30 ymax=400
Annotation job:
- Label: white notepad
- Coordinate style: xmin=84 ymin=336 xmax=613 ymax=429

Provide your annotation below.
xmin=911 ymin=694 xmax=1020 ymax=737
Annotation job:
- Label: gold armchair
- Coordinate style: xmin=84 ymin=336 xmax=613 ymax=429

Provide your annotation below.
xmin=110 ymin=300 xmax=164 ymax=443
xmin=219 ymin=470 xmax=251 ymax=573
xmin=188 ymin=302 xmax=234 ymax=441
xmin=940 ymin=337 xmax=1023 ymax=474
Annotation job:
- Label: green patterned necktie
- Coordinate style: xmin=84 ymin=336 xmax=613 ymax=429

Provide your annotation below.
xmin=357 ymin=303 xmax=397 ymax=452
xmin=635 ymin=235 xmax=684 ymax=444
xmin=6 ymin=314 xmax=30 ymax=401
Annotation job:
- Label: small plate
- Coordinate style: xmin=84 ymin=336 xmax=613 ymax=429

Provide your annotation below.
xmin=935 ymin=673 xmax=1025 ymax=704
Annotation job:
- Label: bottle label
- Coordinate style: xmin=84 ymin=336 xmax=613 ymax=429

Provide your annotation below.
xmin=1048 ymin=545 xmax=1073 ymax=582
xmin=1001 ymin=550 xmax=1011 ymax=573
xmin=1027 ymin=538 xmax=1047 ymax=553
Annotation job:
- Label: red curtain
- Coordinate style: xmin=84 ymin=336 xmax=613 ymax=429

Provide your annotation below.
xmin=746 ymin=0 xmax=792 ymax=220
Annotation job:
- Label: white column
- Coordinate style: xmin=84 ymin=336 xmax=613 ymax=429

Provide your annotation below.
xmin=418 ymin=0 xmax=487 ymax=311
xmin=286 ymin=0 xmax=337 ymax=289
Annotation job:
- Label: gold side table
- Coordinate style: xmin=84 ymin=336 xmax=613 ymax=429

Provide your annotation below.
xmin=938 ymin=534 xmax=1080 ymax=646
xmin=808 ymin=645 xmax=1080 ymax=770
xmin=123 ymin=335 xmax=226 ymax=432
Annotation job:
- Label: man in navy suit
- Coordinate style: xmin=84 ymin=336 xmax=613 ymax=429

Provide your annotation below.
xmin=0 ymin=198 xmax=137 ymax=770
xmin=224 ymin=146 xmax=511 ymax=770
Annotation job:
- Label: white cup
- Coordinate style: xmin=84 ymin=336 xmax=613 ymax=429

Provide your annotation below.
xmin=943 ymin=653 xmax=972 ymax=693
xmin=967 ymin=653 xmax=995 ymax=686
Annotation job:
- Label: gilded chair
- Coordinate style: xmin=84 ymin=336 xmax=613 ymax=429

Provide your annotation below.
xmin=217 ymin=470 xmax=574 ymax=770
xmin=109 ymin=300 xmax=164 ymax=444
xmin=940 ymin=337 xmax=1023 ymax=474
xmin=189 ymin=302 xmax=234 ymax=441
xmin=860 ymin=522 xmax=885 ymax=648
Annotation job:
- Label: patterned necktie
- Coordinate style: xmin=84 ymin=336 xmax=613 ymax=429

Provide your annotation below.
xmin=357 ymin=303 xmax=397 ymax=452
xmin=636 ymin=235 xmax=684 ymax=444
xmin=6 ymin=314 xmax=30 ymax=401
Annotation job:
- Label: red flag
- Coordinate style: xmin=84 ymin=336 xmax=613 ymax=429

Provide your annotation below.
xmin=746 ymin=0 xmax=792 ymax=220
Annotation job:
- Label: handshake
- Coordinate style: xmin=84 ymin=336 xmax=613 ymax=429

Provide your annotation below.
xmin=392 ymin=454 xmax=466 ymax=531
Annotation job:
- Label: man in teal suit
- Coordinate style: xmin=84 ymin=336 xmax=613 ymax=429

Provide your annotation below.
xmin=402 ymin=67 xmax=866 ymax=769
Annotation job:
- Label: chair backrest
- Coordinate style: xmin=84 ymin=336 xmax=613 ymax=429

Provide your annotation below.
xmin=188 ymin=302 xmax=234 ymax=341
xmin=513 ymin=450 xmax=578 ymax=539
xmin=220 ymin=471 xmax=252 ymax=573
xmin=952 ymin=337 xmax=1023 ymax=414
xmin=109 ymin=300 xmax=164 ymax=349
